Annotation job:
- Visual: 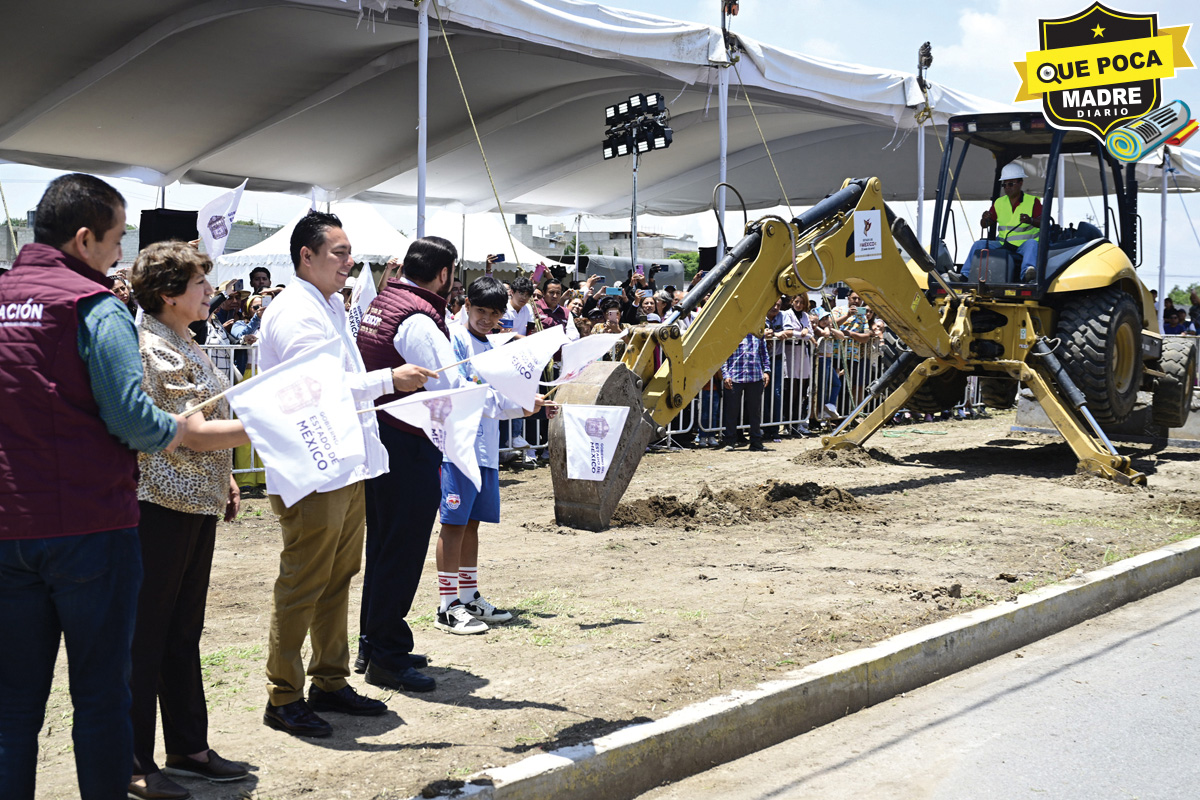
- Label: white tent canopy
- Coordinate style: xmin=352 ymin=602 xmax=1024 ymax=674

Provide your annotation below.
xmin=213 ymin=202 xmax=412 ymax=286
xmin=1 ymin=0 xmax=1021 ymax=220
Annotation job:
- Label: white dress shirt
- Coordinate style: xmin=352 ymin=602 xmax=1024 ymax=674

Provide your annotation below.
xmin=259 ymin=277 xmax=393 ymax=497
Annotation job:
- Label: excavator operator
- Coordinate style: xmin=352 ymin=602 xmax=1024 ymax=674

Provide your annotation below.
xmin=962 ymin=162 xmax=1042 ymax=283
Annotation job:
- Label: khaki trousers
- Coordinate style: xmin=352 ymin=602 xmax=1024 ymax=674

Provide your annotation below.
xmin=266 ymin=482 xmax=365 ymax=706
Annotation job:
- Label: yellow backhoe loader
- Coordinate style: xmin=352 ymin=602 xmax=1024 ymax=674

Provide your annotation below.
xmin=548 ymin=112 xmax=1195 ymax=530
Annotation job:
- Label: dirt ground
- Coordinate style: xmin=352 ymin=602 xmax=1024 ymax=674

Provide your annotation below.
xmin=34 ymin=410 xmax=1200 ymax=799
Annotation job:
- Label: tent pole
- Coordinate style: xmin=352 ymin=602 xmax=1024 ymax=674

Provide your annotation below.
xmin=417 ymin=0 xmax=429 ymax=239
xmin=574 ymin=213 xmax=582 ymax=279
xmin=630 ymin=149 xmax=639 ymax=272
xmin=916 ymin=123 xmax=925 ymax=241
xmin=1159 ymin=148 xmax=1169 ymax=332
xmin=718 ymin=65 xmax=729 ymax=256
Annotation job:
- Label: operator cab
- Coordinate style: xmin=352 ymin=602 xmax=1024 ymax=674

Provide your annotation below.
xmin=929 ymin=111 xmax=1139 ymax=301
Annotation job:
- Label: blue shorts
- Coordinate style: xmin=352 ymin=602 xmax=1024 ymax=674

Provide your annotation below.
xmin=440 ymin=464 xmax=500 ymax=525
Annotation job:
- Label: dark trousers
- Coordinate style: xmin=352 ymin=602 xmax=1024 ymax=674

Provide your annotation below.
xmin=359 ymin=425 xmax=442 ymax=673
xmin=723 ymin=381 xmax=765 ymax=445
xmin=130 ymin=502 xmax=216 ymax=775
xmin=764 ymin=355 xmax=785 ymax=437
xmin=0 ymin=528 xmax=142 ymax=800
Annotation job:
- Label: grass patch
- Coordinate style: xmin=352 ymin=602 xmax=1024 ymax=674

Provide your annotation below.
xmin=200 ymin=644 xmax=263 ymax=707
xmin=1102 ymin=545 xmax=1129 ymax=566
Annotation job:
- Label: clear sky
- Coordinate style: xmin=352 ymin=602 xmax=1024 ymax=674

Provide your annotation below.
xmin=3 ymin=1 xmax=1198 ymax=286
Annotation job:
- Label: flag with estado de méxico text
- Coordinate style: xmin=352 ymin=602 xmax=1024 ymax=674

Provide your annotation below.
xmin=223 ymin=338 xmax=366 ymax=507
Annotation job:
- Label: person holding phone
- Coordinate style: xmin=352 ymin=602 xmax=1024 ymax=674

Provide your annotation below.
xmin=501 ymin=275 xmax=534 ymax=338
xmin=498 ymin=276 xmax=536 ymax=456
xmin=836 ymin=292 xmax=876 ymax=404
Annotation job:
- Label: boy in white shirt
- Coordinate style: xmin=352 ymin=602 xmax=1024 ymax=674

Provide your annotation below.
xmin=436 ymin=277 xmax=555 ymax=633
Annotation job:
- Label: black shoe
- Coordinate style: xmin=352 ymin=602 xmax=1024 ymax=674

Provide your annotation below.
xmin=263 ymin=699 xmax=332 ymax=738
xmin=354 ymin=641 xmax=429 ymax=673
xmin=308 ymin=684 xmax=388 ymax=716
xmin=162 ymin=749 xmax=249 ymax=783
xmin=748 ymin=441 xmax=766 ymax=452
xmin=365 ymin=661 xmax=436 ymax=693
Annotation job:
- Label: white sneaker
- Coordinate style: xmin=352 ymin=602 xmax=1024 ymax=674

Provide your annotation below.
xmin=822 ymin=402 xmax=838 ymax=419
xmin=511 ymin=435 xmax=531 ymax=449
xmin=435 ymin=601 xmax=489 ymax=635
xmin=463 ymin=593 xmax=513 ymax=624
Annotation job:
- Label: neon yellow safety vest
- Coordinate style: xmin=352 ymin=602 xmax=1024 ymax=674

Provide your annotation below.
xmin=995 ymin=193 xmax=1038 ymax=246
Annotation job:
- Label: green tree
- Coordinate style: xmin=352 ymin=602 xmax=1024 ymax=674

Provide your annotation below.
xmin=676 ymin=251 xmax=700 ymax=279
xmin=562 ymin=240 xmax=590 ymax=256
xmin=1169 ymin=284 xmax=1200 ymax=307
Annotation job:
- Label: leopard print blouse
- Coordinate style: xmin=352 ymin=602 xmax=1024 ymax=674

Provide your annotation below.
xmin=137 ymin=314 xmax=233 ymax=517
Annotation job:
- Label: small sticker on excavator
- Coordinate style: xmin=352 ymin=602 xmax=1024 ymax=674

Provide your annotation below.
xmin=911 ymin=293 xmax=921 ymax=313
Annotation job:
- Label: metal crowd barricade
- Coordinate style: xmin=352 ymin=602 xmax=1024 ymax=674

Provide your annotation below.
xmin=199 ymin=343 xmax=266 ymax=482
xmin=494 ymin=328 xmax=997 ymax=461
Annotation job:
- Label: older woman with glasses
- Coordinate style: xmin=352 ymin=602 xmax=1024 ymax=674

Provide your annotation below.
xmin=127 ymin=242 xmax=251 ymax=800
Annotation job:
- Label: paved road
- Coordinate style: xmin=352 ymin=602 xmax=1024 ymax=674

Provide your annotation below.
xmin=639 ymin=578 xmax=1200 ymax=800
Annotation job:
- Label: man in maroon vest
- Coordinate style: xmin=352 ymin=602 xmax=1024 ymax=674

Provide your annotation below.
xmin=0 ymin=174 xmax=222 ymax=800
xmin=355 ymin=236 xmax=460 ymax=693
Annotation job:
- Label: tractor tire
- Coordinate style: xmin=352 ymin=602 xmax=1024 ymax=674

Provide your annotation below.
xmin=979 ymin=376 xmax=1019 ymax=409
xmin=1151 ymin=337 xmax=1197 ymax=429
xmin=905 ymin=370 xmax=970 ymax=414
xmin=1054 ymin=286 xmax=1143 ymax=426
xmin=876 ymin=330 xmax=969 ymax=413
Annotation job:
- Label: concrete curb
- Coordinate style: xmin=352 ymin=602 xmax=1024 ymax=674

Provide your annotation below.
xmin=423 ymin=537 xmax=1200 ymax=800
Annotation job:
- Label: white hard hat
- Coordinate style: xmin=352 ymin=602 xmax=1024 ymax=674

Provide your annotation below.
xmin=1000 ymin=162 xmax=1027 ymax=182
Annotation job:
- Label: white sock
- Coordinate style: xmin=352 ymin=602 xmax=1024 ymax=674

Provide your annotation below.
xmin=458 ymin=567 xmax=479 ymax=605
xmin=438 ymin=571 xmax=458 ymax=612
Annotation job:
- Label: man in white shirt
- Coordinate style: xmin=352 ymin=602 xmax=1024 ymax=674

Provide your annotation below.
xmin=354 ymin=237 xmax=464 ymax=693
xmin=501 ymin=276 xmax=535 ymax=453
xmin=258 ymin=212 xmax=433 ymax=739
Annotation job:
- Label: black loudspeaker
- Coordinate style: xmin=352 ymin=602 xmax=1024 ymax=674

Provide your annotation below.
xmin=698 ymin=246 xmax=717 ymax=272
xmin=139 ymin=209 xmax=198 ymax=250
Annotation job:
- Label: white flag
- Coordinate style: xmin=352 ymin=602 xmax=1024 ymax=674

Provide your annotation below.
xmin=562 ymin=404 xmax=630 ymax=481
xmin=543 ymin=330 xmax=629 ymax=385
xmin=377 ymin=385 xmax=488 ymax=489
xmin=223 ymin=338 xmax=366 ymax=507
xmin=197 ymin=179 xmax=247 ymax=261
xmin=470 ymin=325 xmax=567 ymax=410
xmin=346 ymin=271 xmax=377 ymax=339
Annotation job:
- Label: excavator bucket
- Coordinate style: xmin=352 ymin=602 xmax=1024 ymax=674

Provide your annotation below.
xmin=548 ymin=361 xmax=658 ymax=531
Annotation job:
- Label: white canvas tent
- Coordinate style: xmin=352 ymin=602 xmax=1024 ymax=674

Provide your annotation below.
xmin=213 ymin=202 xmax=412 ymax=286
xmin=1 ymin=0 xmax=1018 ymax=222
xmin=5 ymin=0 xmax=1196 ymax=265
